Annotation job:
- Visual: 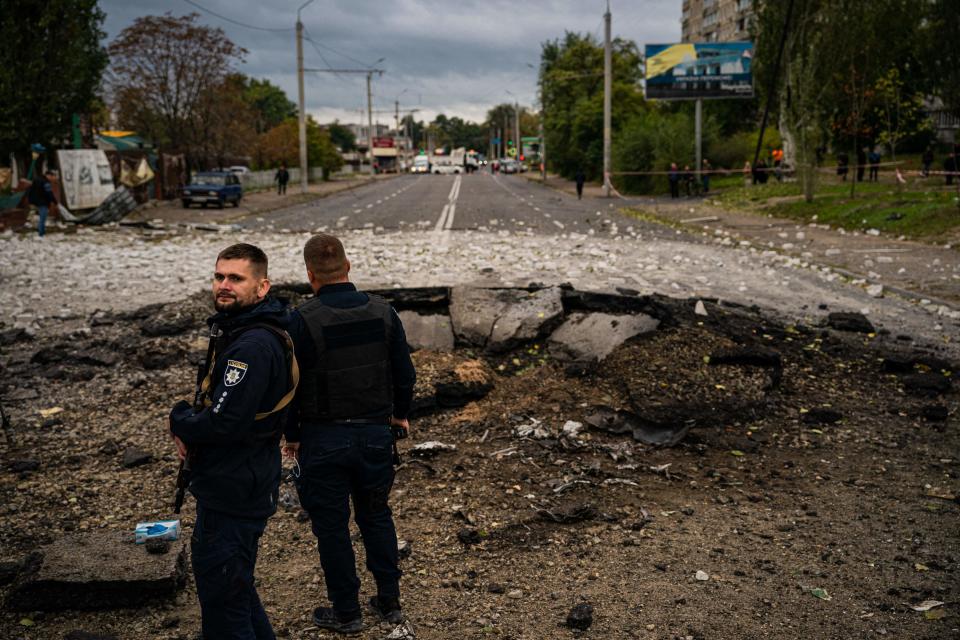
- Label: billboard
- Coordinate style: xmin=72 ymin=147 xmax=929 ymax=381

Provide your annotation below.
xmin=56 ymin=149 xmax=115 ymax=210
xmin=644 ymin=42 xmax=753 ymax=100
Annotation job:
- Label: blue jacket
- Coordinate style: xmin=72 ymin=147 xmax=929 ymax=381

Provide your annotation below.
xmin=170 ymin=297 xmax=291 ymax=519
xmin=284 ymin=282 xmax=416 ymax=443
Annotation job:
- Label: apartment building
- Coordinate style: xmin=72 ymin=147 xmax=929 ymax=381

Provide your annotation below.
xmin=681 ymin=0 xmax=755 ymax=42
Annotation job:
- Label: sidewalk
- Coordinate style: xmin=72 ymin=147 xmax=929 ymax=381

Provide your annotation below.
xmin=124 ymin=174 xmax=395 ymax=226
xmin=526 ymin=172 xmax=960 ymax=307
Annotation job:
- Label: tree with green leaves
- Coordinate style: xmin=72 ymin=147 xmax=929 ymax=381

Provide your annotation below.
xmin=872 ymin=68 xmax=933 ymax=161
xmin=920 ymin=0 xmax=960 ymax=121
xmin=256 ymin=117 xmax=342 ymax=178
xmin=327 ymin=121 xmax=356 ymax=152
xmin=237 ymin=76 xmax=296 ymax=135
xmin=539 ymin=32 xmax=645 ymax=181
xmin=0 ymin=0 xmax=107 ymax=160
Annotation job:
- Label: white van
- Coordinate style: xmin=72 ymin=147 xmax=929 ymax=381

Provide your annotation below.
xmin=411 ymin=155 xmax=430 ymax=174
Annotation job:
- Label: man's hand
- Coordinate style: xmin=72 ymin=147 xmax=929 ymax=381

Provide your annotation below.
xmin=172 ymin=434 xmax=187 ymax=460
xmin=282 ymin=441 xmax=300 ymax=461
xmin=390 ymin=416 xmax=410 ymax=436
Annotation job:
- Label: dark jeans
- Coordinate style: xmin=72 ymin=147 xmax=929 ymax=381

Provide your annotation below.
xmin=191 ymin=504 xmax=274 ymax=640
xmin=277 ymin=182 xmax=287 ymax=195
xmin=296 ymin=424 xmax=401 ymax=615
xmin=37 ymin=205 xmax=48 ymax=237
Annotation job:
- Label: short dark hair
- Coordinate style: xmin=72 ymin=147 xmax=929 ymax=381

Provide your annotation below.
xmin=217 ymin=243 xmax=268 ymax=278
xmin=303 ymin=234 xmax=348 ymax=283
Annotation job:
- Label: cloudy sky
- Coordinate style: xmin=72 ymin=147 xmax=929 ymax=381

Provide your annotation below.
xmin=99 ymin=0 xmax=681 ymax=126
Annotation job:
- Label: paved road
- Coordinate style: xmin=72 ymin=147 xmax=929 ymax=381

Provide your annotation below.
xmin=241 ymin=171 xmax=676 ymax=239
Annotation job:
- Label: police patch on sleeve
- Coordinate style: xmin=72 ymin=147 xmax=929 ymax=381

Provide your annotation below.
xmin=223 ymin=360 xmax=248 ymax=386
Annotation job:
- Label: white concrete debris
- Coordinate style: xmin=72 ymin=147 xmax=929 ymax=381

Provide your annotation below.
xmin=561 ymin=420 xmax=585 ymax=438
xmin=866 ymin=284 xmax=884 ymax=298
xmin=0 ymin=228 xmax=957 ymax=349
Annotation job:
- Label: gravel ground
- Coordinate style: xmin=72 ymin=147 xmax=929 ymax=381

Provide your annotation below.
xmin=2 ymin=226 xmax=959 ymax=357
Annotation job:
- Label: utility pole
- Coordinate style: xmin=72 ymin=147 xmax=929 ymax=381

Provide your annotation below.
xmin=295 ymin=0 xmax=314 ymax=194
xmin=695 ymin=99 xmax=702 ymax=185
xmin=366 ymin=72 xmax=374 ymax=173
xmin=514 ymin=101 xmax=521 ymax=165
xmin=539 ymin=81 xmax=546 ymax=182
xmin=302 ymin=65 xmax=385 ymax=174
xmin=602 ymin=0 xmax=612 ymax=197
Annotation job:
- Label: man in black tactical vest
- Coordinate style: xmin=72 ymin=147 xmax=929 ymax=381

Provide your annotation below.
xmin=283 ymin=233 xmax=416 ymax=634
xmin=169 ymin=243 xmax=297 ymax=640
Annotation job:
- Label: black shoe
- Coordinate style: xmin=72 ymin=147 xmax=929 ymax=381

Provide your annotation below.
xmin=369 ymin=595 xmax=404 ymax=624
xmin=313 ymin=606 xmax=363 ymax=634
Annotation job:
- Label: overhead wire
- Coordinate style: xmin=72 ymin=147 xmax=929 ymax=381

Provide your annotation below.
xmin=182 ymin=0 xmax=294 ymax=32
xmin=302 ymin=33 xmax=379 ymax=69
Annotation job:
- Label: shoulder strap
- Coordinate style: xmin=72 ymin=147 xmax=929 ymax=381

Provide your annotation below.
xmin=240 ymin=323 xmax=300 ymax=421
xmin=198 ymin=322 xmax=300 ymax=422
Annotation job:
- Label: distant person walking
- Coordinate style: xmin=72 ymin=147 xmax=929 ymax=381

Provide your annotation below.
xmin=701 ymin=158 xmax=712 ymax=194
xmin=27 ymin=169 xmax=59 ymax=238
xmin=668 ymin=163 xmax=680 ymax=199
xmin=574 ymin=169 xmax=586 ymax=200
xmin=275 ymin=163 xmax=290 ymax=195
xmin=682 ymin=164 xmax=694 ymax=196
xmin=868 ymin=149 xmax=881 ymax=182
xmin=836 ymin=152 xmax=849 ymax=181
xmin=946 ymin=151 xmax=957 ymax=186
xmin=921 ymin=147 xmax=934 ymax=177
xmin=772 ymin=148 xmax=784 ymax=182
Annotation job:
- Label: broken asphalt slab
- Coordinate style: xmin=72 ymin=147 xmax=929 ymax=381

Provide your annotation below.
xmin=7 ymin=531 xmax=187 ymax=610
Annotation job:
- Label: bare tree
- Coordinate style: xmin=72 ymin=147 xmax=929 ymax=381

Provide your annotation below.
xmin=107 ymin=13 xmax=246 ymax=166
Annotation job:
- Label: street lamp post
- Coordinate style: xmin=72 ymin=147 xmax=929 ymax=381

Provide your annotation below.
xmin=366 ymin=57 xmax=385 ymax=174
xmin=527 ymin=62 xmax=546 ymax=182
xmin=505 ymin=89 xmax=520 ymax=168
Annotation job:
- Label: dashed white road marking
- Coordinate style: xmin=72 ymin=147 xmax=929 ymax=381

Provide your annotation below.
xmin=434 ymin=174 xmax=462 ymax=232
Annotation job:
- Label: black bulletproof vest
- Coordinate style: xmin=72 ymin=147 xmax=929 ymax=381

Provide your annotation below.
xmin=297 ymin=293 xmax=394 ymax=422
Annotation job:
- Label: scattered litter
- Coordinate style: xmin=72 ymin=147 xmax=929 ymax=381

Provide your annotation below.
xmin=585 ymin=406 xmax=690 ymax=446
xmin=908 ymin=600 xmax=943 ymax=612
xmin=810 ymin=587 xmax=832 ymax=601
xmin=515 ymin=417 xmax=550 ymax=439
xmin=39 ymin=407 xmax=63 ymax=419
xmin=694 ymin=300 xmax=709 ymax=317
xmin=384 ymin=620 xmax=417 ymax=639
xmin=410 ymin=441 xmax=457 ymax=457
xmin=602 ymin=478 xmax=639 ymax=487
xmin=561 ymin=420 xmax=584 ymax=438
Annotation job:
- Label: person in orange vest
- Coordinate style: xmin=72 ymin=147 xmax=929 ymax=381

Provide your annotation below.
xmin=772 ymin=148 xmax=784 ymax=182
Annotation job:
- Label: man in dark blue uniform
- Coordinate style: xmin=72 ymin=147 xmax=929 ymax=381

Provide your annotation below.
xmin=283 ymin=233 xmax=416 ymax=634
xmin=170 ymin=243 xmax=296 ymax=640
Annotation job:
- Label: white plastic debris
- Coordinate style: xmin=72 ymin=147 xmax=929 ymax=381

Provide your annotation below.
xmin=561 ymin=420 xmax=584 ymax=438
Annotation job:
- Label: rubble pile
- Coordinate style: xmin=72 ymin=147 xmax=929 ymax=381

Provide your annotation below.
xmin=0 ymin=286 xmax=957 ymax=638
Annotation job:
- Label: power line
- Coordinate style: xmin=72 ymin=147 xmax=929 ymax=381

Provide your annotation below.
xmin=303 ymin=27 xmax=349 ymax=82
xmin=182 ymin=0 xmax=294 ymax=32
xmin=302 ymin=34 xmax=377 ymax=68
